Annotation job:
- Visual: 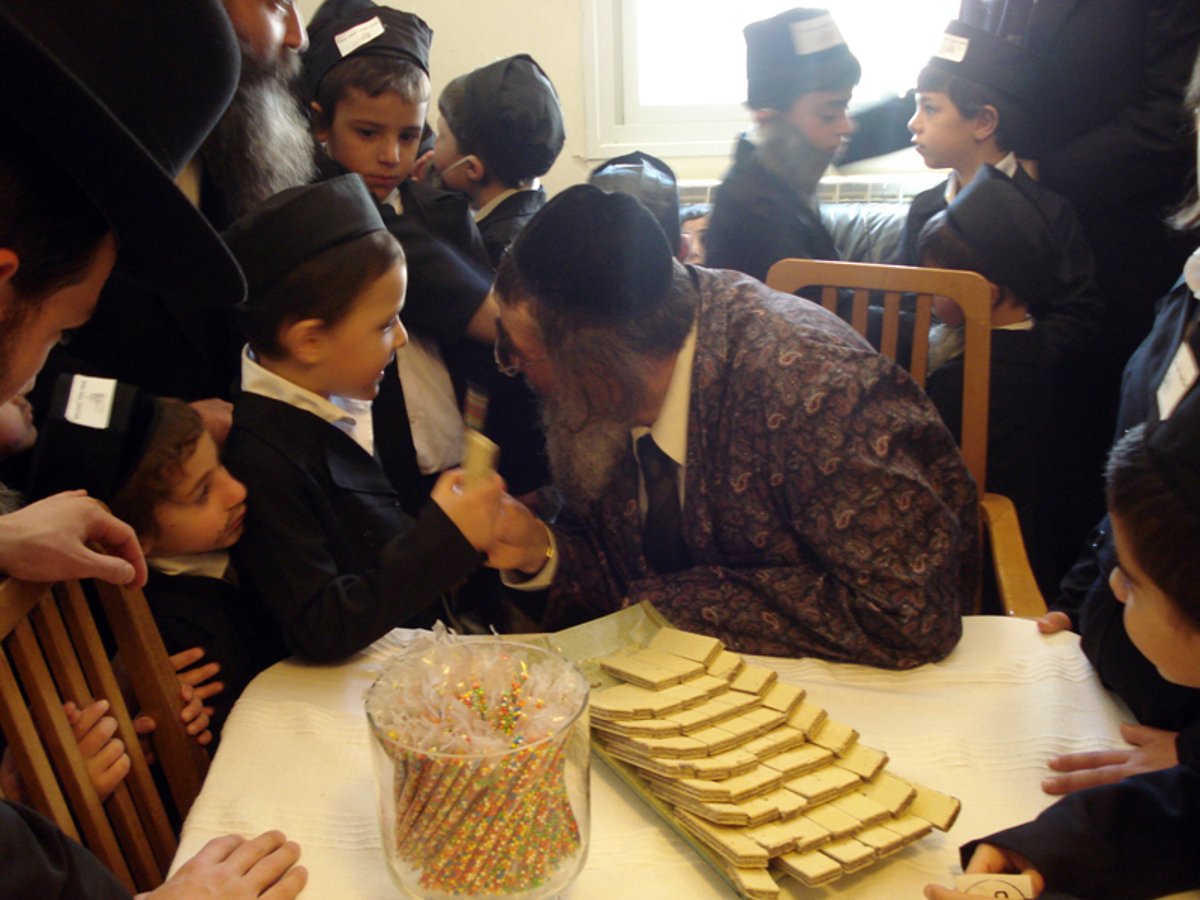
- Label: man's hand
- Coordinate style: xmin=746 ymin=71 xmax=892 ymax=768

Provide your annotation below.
xmin=1042 ymin=721 xmax=1178 ymax=794
xmin=0 ymin=491 xmax=147 ymax=587
xmin=188 ymin=398 xmax=234 ymax=450
xmin=64 ymin=699 xmax=131 ymax=801
xmin=1036 ymin=610 xmax=1072 ymax=634
xmin=138 ymin=831 xmax=306 ymax=899
xmin=484 ymin=495 xmax=553 ymax=574
xmin=925 ymin=844 xmax=1045 ymax=898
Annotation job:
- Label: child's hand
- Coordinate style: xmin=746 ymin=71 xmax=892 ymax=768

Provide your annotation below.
xmin=1036 ymin=610 xmax=1072 ymax=634
xmin=172 ymin=646 xmax=224 ymax=718
xmin=1042 ymin=721 xmax=1177 ymax=794
xmin=484 ymin=496 xmax=553 ymax=574
xmin=430 ymin=469 xmax=505 ymax=551
xmin=64 ymin=699 xmax=131 ymax=801
xmin=177 ymin=683 xmax=213 ymax=747
xmin=924 ymin=844 xmax=1044 ymax=898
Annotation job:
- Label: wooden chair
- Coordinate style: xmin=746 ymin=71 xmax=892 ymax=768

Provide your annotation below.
xmin=0 ymin=575 xmax=211 ymax=893
xmin=765 ymin=258 xmax=1047 ymax=618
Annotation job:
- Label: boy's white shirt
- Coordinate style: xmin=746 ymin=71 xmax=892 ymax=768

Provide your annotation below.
xmin=474 ymin=184 xmax=538 ymax=224
xmin=504 ymin=323 xmax=698 ymax=591
xmin=394 ymin=338 xmax=464 ymax=474
xmin=944 ymin=152 xmax=1019 ymax=203
xmin=149 ymin=551 xmax=231 ymax=580
xmin=240 ymin=347 xmax=376 ymax=457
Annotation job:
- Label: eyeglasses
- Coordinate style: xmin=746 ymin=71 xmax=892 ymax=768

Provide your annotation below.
xmin=493 ymin=317 xmax=547 ymax=377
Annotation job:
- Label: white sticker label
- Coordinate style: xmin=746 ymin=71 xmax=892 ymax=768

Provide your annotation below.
xmin=789 ymin=14 xmax=845 ymax=57
xmin=935 ymin=33 xmax=970 ymax=63
xmin=64 ymin=375 xmax=117 ymax=430
xmin=335 ymin=16 xmax=385 ymax=58
xmin=1157 ymin=340 xmax=1199 ymax=420
xmin=955 ymin=873 xmax=1035 ymax=898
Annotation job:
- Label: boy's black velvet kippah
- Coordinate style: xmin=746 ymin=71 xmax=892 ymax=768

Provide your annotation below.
xmin=461 ymin=54 xmax=565 ymax=186
xmin=945 ymin=165 xmax=1059 ymax=308
xmin=300 ymin=1 xmax=432 ymax=103
xmin=511 ymin=184 xmax=673 ymax=321
xmin=589 ymin=151 xmax=681 ymax=252
xmin=1146 ymin=383 xmax=1200 ymax=512
xmin=224 ymin=175 xmax=386 ymax=300
xmin=926 ymin=19 xmax=1037 ymax=107
xmin=744 ymin=8 xmax=861 ymax=110
xmin=30 ymin=374 xmax=161 ymax=504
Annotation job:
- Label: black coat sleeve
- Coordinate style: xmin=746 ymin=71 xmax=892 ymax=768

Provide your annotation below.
xmin=0 ymin=801 xmax=131 ymax=899
xmin=963 ymin=765 xmax=1200 ymax=900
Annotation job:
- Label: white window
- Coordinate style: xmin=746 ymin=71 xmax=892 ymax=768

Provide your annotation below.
xmin=582 ymin=0 xmax=960 ymax=159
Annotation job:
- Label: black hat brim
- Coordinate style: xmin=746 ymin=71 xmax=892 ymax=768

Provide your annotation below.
xmin=0 ymin=10 xmax=245 ymax=309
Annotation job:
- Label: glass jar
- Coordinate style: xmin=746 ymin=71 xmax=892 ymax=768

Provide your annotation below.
xmin=366 ymin=637 xmax=590 ymax=899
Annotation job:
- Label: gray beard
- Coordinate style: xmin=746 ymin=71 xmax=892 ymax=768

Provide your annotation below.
xmin=541 ymin=390 xmax=632 ymax=514
xmin=199 ymin=50 xmax=315 ymax=220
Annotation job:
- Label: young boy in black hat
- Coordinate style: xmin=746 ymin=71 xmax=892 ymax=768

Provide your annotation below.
xmin=589 ymin=151 xmax=687 ymax=262
xmin=433 ymin=54 xmax=565 ymax=270
xmin=904 ymin=19 xmax=1101 ymax=371
xmin=918 ymin=165 xmax=1060 ymax=596
xmin=927 ymin=385 xmax=1200 ymax=900
xmin=222 ymin=175 xmax=505 ymax=662
xmin=30 ymin=374 xmax=282 ymax=743
xmin=300 ymin=0 xmax=501 ymax=515
xmin=706 ymin=7 xmax=860 ymax=282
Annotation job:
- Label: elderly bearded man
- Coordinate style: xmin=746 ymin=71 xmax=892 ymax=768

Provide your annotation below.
xmin=486 ymin=185 xmax=978 ymax=668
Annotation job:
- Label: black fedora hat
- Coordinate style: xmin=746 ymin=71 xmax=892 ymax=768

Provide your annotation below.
xmin=0 ymin=0 xmax=245 ymax=307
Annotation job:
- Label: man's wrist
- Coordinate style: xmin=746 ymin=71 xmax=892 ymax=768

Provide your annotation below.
xmin=522 ymin=521 xmax=554 ymax=574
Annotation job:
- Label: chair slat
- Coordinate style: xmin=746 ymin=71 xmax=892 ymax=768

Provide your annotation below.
xmin=879 ymin=291 xmax=901 ymax=361
xmin=851 ymin=289 xmax=870 ymax=335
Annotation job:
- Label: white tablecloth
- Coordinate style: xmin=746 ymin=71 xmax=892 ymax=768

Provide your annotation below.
xmin=171 ymin=617 xmax=1191 ymax=898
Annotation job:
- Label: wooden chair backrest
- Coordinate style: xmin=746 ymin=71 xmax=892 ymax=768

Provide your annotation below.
xmin=0 ymin=575 xmax=210 ymax=893
xmin=766 ymin=259 xmax=993 ymax=492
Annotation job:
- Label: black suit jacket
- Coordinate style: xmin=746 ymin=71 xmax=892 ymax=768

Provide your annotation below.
xmin=478 ymin=188 xmax=547 ymax=270
xmin=225 ymin=393 xmax=481 ymax=662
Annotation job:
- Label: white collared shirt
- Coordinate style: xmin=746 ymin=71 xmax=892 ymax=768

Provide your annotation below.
xmin=240 ymin=347 xmax=376 ymax=457
xmin=944 ymin=152 xmax=1020 ymax=204
xmin=394 ymin=338 xmax=464 ymax=474
xmin=149 ymin=550 xmax=231 ymax=580
xmin=630 ymin=322 xmax=697 ymax=519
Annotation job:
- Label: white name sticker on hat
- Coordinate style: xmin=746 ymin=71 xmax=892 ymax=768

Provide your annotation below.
xmin=935 ymin=33 xmax=970 ymax=63
xmin=1157 ymin=341 xmax=1198 ymax=420
xmin=335 ymin=16 xmax=385 ymax=58
xmin=65 ymin=375 xmax=117 ymax=430
xmin=789 ymin=15 xmax=845 ymax=57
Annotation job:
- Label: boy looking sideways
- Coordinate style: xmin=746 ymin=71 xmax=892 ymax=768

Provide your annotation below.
xmin=222 ymin=176 xmax=503 ymax=662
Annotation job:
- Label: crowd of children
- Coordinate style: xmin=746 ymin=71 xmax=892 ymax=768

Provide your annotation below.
xmin=1 ymin=0 xmax=1199 ymax=897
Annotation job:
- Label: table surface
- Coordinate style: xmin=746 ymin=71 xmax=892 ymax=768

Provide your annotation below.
xmin=171 ymin=617 xmax=1198 ymax=899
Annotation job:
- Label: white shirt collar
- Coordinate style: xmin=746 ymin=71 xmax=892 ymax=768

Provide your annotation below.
xmin=945 ymin=152 xmax=1019 ymax=203
xmin=630 ymin=322 xmax=697 ymax=468
xmin=149 ymin=550 xmax=230 ymax=579
xmin=240 ymin=346 xmax=375 ymax=457
xmin=475 ymin=186 xmax=535 ymax=223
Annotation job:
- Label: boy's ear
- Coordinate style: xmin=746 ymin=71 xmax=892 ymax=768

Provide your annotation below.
xmin=279 ymin=317 xmax=331 ymax=365
xmin=310 ymin=101 xmax=329 ymax=142
xmin=463 ymin=155 xmax=487 ymax=185
xmin=0 ymin=249 xmax=19 ymax=285
xmin=972 ymin=105 xmax=1000 ymax=142
xmin=138 ymin=532 xmax=156 ymax=557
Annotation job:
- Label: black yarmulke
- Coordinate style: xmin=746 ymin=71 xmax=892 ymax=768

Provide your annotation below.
xmin=511 ymin=184 xmax=673 ymax=321
xmin=744 ymin=8 xmax=860 ymax=110
xmin=224 ymin=175 xmax=385 ymax=300
xmin=589 ymin=151 xmax=681 ymax=251
xmin=925 ymin=19 xmax=1037 ymax=107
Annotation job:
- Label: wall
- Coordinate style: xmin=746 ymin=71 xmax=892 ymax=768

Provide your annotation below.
xmin=296 ymin=0 xmax=736 ymax=196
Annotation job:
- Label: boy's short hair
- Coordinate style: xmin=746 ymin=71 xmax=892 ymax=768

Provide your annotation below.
xmin=918 ymin=166 xmax=1058 ymax=316
xmin=916 ymin=20 xmax=1036 ymax=153
xmin=0 ymin=130 xmax=108 ymax=311
xmin=312 ymin=55 xmax=431 ymax=131
xmin=1106 ymin=401 xmax=1200 ymax=628
xmin=111 ymin=399 xmax=205 ymax=542
xmin=225 ymin=177 xmax=404 ymax=358
xmin=744 ymin=8 xmax=860 ymax=111
xmin=437 ymin=54 xmax=565 ymax=188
